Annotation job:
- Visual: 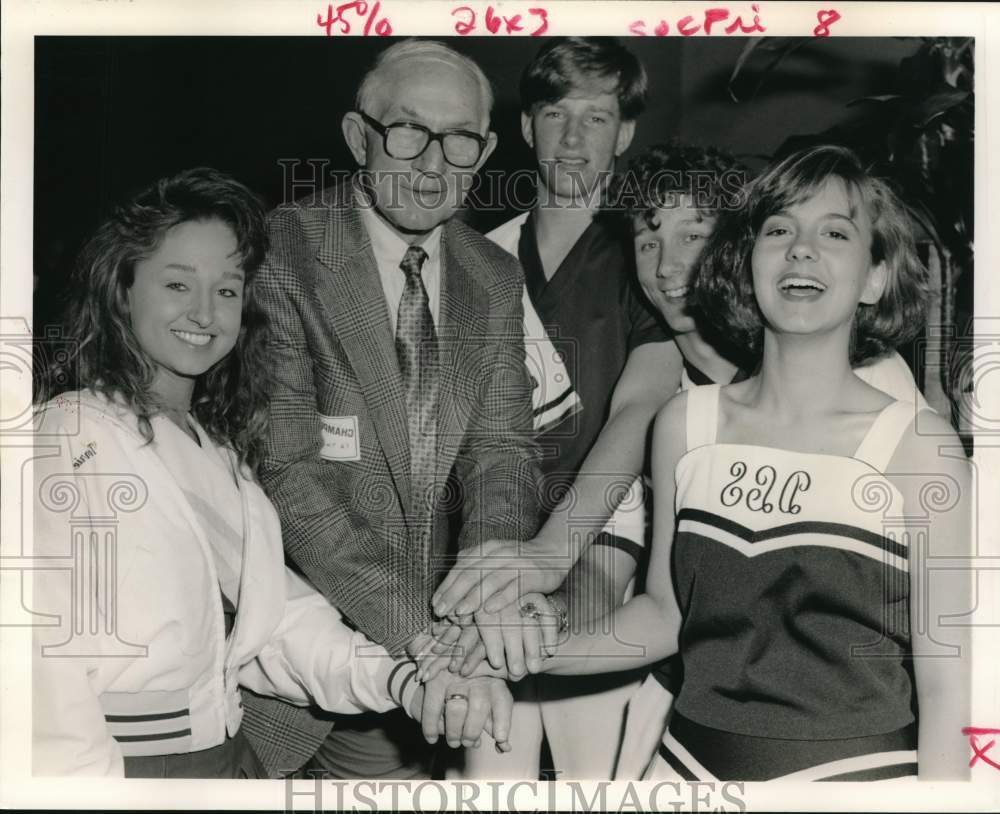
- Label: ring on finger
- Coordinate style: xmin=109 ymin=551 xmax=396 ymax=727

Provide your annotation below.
xmin=519 ymin=602 xmax=541 ymax=620
xmin=446 ymin=693 xmax=468 ymax=703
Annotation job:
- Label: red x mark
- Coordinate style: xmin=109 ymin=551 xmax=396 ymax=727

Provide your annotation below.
xmin=962 ymin=727 xmax=1000 ymax=770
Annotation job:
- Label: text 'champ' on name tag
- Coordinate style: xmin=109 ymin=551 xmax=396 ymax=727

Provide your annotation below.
xmin=319 ymin=415 xmax=361 ymax=462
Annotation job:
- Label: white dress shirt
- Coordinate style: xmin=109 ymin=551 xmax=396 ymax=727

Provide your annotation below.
xmin=358 ymin=199 xmax=442 ymax=334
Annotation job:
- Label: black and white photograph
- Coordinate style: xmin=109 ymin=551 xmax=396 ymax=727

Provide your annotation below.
xmin=1 ymin=1 xmax=998 ymax=811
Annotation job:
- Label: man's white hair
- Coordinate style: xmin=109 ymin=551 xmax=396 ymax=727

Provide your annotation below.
xmin=356 ymin=39 xmax=494 ymax=129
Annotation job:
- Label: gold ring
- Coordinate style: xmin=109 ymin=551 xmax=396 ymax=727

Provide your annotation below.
xmin=446 ymin=693 xmax=468 ymax=703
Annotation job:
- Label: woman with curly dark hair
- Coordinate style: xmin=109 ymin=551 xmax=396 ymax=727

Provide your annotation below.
xmin=35 ymin=166 xmax=271 ymax=467
xmin=32 ymin=168 xmax=433 ymax=777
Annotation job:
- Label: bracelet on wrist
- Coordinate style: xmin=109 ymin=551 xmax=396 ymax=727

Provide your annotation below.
xmin=545 ymin=593 xmax=570 ymax=635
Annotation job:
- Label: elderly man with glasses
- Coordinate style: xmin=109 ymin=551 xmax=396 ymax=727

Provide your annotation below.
xmin=240 ymin=39 xmax=541 ymax=779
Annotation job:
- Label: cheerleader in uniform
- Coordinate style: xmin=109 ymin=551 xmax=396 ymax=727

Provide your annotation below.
xmin=647 ymin=383 xmax=919 ymax=781
xmin=613 ymin=142 xmax=931 ymax=780
xmin=530 ymin=145 xmax=971 ymax=781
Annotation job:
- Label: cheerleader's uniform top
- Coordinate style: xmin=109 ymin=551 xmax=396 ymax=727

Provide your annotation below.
xmin=657 ymin=384 xmax=922 ymax=782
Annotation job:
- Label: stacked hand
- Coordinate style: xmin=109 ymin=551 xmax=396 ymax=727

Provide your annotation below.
xmin=415 ymin=592 xmax=563 ymax=685
xmin=404 ymin=668 xmax=514 ymax=750
xmin=405 ymin=631 xmax=513 ymax=750
xmin=432 ymin=539 xmax=571 ymax=620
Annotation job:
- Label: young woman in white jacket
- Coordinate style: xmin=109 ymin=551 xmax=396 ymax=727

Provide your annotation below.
xmin=32 ymin=168 xmax=510 ymax=777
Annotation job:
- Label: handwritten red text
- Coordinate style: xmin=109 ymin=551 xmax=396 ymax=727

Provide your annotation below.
xmin=452 ymin=5 xmax=549 ymax=36
xmin=963 ymin=727 xmax=1000 ymax=771
xmin=813 ymin=9 xmax=841 ymax=37
xmin=317 ymin=1 xmax=392 ymax=36
xmin=629 ymin=4 xmax=765 ymax=37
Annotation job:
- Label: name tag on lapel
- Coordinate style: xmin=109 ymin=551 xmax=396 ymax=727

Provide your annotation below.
xmin=319 ymin=415 xmax=361 ymax=461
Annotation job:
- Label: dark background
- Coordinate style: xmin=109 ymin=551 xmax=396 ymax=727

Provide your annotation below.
xmin=34 ymin=35 xmax=926 ymax=326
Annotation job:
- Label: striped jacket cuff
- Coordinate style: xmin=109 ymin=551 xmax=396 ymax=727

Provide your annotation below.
xmin=387 ymin=658 xmax=419 ymax=712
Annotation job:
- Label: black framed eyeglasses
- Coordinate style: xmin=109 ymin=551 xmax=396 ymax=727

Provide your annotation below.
xmin=359 ymin=111 xmax=488 ymax=169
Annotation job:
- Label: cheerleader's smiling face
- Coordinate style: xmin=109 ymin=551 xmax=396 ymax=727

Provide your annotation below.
xmin=751 ymin=177 xmax=887 ymax=340
xmin=127 ymin=218 xmax=244 ymax=401
xmin=633 ymin=193 xmax=716 ymax=334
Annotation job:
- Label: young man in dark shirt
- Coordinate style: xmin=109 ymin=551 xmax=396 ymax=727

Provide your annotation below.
xmin=458 ymin=37 xmax=683 ymax=779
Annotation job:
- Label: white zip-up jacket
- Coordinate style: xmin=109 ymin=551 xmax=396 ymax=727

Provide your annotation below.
xmin=32 ymin=391 xmax=414 ymax=776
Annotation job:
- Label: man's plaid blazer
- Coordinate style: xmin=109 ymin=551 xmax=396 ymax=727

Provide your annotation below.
xmin=241 ymin=180 xmax=542 ymax=775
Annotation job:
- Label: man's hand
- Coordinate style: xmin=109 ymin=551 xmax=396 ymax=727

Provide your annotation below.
xmin=431 ymin=539 xmax=570 ymax=619
xmin=410 ymin=618 xmax=484 ymax=684
xmin=430 ymin=617 xmax=485 ymax=672
xmin=415 ymin=673 xmax=514 ymax=750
